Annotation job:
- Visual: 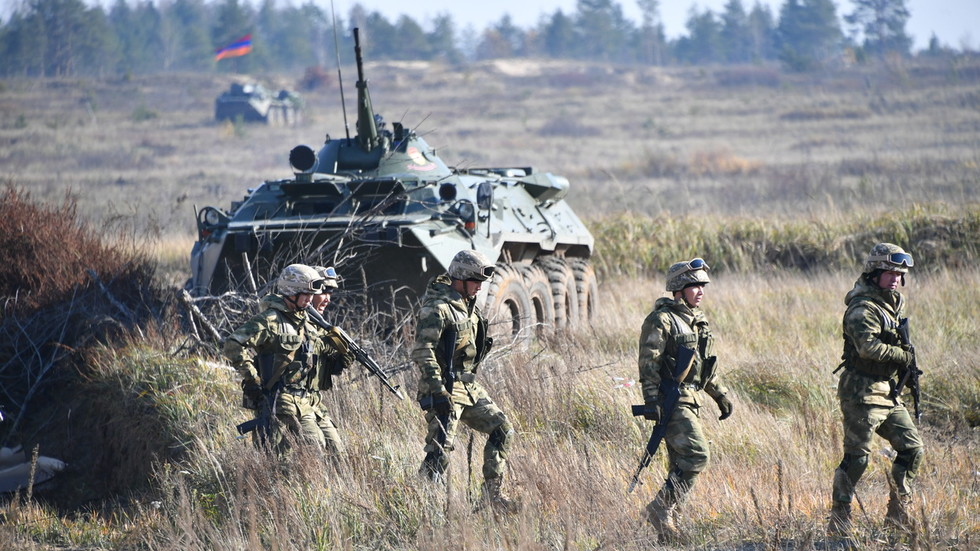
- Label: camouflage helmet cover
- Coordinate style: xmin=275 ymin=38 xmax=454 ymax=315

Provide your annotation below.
xmin=665 ymin=258 xmax=711 ymax=292
xmin=312 ymin=265 xmax=340 ymax=289
xmin=277 ymin=264 xmax=325 ymax=296
xmin=448 ymin=249 xmax=496 ymax=281
xmin=864 ymin=243 xmax=913 ymax=274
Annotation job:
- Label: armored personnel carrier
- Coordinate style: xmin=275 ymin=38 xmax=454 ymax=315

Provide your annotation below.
xmin=214 ymin=82 xmax=302 ymax=126
xmin=191 ymin=29 xmax=597 ymax=336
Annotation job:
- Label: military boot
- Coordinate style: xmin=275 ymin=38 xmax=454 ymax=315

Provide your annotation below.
xmin=827 ymin=501 xmax=853 ymax=537
xmin=885 ymin=490 xmax=916 ymax=532
xmin=645 ymin=497 xmax=685 ymax=544
xmin=478 ymin=477 xmax=521 ymax=514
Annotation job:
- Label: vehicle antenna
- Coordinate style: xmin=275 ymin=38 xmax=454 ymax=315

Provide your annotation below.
xmin=330 ymin=0 xmax=350 ymax=141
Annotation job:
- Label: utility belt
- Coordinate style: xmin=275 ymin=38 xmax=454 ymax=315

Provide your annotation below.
xmin=678 ymin=382 xmax=702 ymax=391
xmin=840 ymin=362 xmax=895 ymax=382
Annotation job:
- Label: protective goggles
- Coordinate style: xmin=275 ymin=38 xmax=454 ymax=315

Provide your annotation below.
xmin=683 ymin=257 xmax=710 ymax=272
xmin=306 ymin=279 xmax=327 ymax=293
xmin=320 ymin=266 xmax=338 ymax=278
xmin=869 ymin=252 xmax=913 ymax=268
xmin=468 ymin=265 xmax=496 ymax=281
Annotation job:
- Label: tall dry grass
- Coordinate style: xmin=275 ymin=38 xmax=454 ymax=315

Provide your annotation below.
xmin=3 ymin=268 xmax=975 ymax=550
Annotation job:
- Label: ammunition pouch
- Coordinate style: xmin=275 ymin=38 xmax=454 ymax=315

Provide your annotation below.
xmin=475 ymin=318 xmax=492 ymax=365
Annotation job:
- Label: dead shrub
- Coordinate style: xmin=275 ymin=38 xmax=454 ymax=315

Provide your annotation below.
xmin=689 ymin=148 xmax=763 ymax=176
xmin=299 ymin=65 xmax=331 ymax=91
xmin=0 ymin=185 xmax=167 ymax=504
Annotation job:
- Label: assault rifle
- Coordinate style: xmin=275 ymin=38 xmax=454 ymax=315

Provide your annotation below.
xmin=236 ymin=354 xmax=283 ymax=442
xmin=890 ymin=317 xmax=922 ymax=421
xmin=628 ymin=345 xmax=696 ymax=493
xmin=306 ymin=306 xmax=405 ymax=400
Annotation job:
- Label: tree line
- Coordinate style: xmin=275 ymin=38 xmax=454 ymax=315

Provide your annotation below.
xmin=0 ymin=0 xmax=960 ymax=78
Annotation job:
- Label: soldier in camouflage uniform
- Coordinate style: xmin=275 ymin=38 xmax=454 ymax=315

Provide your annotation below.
xmin=413 ymin=249 xmax=518 ymax=512
xmin=828 ymin=243 xmax=923 ymax=536
xmin=308 ymin=265 xmax=355 ymax=455
xmin=223 ymin=264 xmax=351 ymax=457
xmin=638 ymin=258 xmax=732 ymax=543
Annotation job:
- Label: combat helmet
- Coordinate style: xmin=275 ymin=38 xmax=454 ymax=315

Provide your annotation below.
xmin=448 ymin=250 xmax=496 ymax=282
xmin=666 ymin=258 xmax=711 ymax=292
xmin=864 ymin=243 xmax=913 ymax=274
xmin=277 ymin=264 xmax=325 ymax=296
xmin=312 ymin=266 xmax=340 ymax=289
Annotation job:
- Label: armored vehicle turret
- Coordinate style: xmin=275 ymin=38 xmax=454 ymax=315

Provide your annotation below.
xmin=191 ymin=29 xmax=597 ymax=336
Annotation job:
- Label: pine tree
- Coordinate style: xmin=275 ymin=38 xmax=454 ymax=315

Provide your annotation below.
xmin=776 ymin=0 xmax=843 ymax=71
xmin=844 ymin=0 xmax=912 ymax=59
xmin=720 ymin=0 xmax=753 ymax=63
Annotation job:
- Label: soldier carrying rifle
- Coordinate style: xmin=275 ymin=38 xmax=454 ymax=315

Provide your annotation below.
xmin=413 ymin=249 xmax=519 ymax=513
xmin=635 ymin=258 xmax=732 ymax=543
xmin=829 ymin=243 xmax=924 ymax=537
xmin=224 ymin=264 xmax=353 ymax=458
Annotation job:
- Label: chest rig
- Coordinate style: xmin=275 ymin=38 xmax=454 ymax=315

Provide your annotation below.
xmin=663 ymin=311 xmax=716 ymax=389
xmin=257 ymin=314 xmax=318 ymax=391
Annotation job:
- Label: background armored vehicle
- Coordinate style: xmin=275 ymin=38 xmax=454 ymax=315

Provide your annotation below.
xmin=191 ymin=30 xmax=596 ymax=337
xmin=214 ymin=82 xmax=302 ymax=126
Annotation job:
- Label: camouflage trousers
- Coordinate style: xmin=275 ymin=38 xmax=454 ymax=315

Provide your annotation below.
xmin=832 ymin=400 xmax=923 ymax=503
xmin=272 ymin=390 xmax=345 ymax=457
xmin=421 ymin=381 xmax=513 ymax=481
xmin=645 ymin=403 xmax=710 ymax=512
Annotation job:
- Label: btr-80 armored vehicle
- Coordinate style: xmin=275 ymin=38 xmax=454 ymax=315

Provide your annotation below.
xmin=215 ymin=82 xmax=302 ymax=126
xmin=190 ymin=29 xmax=596 ymax=336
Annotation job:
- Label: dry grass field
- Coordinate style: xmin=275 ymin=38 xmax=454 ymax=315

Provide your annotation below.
xmin=1 ymin=56 xmax=979 ymax=549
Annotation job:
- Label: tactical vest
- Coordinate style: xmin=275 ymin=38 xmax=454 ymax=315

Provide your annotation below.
xmin=840 ymin=297 xmax=902 ymax=380
xmin=662 ymin=310 xmax=716 ymax=388
xmin=441 ymin=302 xmax=490 ymax=375
xmin=257 ymin=314 xmax=318 ymax=391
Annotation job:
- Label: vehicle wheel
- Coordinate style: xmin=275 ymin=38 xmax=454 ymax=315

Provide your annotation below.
xmin=520 ymin=263 xmax=556 ymax=334
xmin=485 ymin=263 xmax=533 ymax=340
xmin=570 ymin=258 xmax=599 ymax=326
xmin=536 ymin=256 xmax=579 ymax=329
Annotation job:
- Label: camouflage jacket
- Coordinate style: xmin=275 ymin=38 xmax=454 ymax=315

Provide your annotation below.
xmin=638 ymin=297 xmax=728 ymax=406
xmin=411 ymin=274 xmax=490 ymax=396
xmin=838 ymin=277 xmax=913 ymax=406
xmin=223 ymin=294 xmax=330 ymax=392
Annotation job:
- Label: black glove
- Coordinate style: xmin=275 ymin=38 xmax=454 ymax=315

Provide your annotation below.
xmin=715 ymin=394 xmax=733 ymax=421
xmin=431 ymin=390 xmax=452 ymax=417
xmin=241 ymin=378 xmax=263 ymax=409
xmin=642 ymin=400 xmax=661 ymax=423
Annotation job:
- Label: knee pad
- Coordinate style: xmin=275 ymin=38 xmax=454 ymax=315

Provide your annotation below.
xmin=838 ymin=453 xmax=869 ymax=480
xmin=488 ymin=420 xmax=514 ymax=452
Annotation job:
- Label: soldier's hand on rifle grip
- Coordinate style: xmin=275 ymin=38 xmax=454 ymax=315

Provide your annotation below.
xmin=715 ymin=394 xmax=733 ymax=421
xmin=642 ymin=400 xmax=661 ymax=422
xmin=241 ymin=378 xmax=263 ymax=409
xmin=432 ymin=391 xmax=452 ymax=417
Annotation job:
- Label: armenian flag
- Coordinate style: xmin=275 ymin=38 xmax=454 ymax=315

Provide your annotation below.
xmin=215 ymin=34 xmax=252 ymax=61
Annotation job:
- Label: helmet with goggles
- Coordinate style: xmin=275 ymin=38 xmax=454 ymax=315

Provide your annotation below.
xmin=277 ymin=264 xmax=326 ymax=296
xmin=312 ymin=265 xmax=340 ymax=289
xmin=448 ymin=250 xmax=496 ymax=282
xmin=864 ymin=243 xmax=913 ymax=274
xmin=665 ymin=257 xmax=711 ymax=292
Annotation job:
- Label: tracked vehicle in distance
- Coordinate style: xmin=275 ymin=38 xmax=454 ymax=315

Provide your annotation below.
xmin=190 ymin=29 xmax=597 ymax=337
